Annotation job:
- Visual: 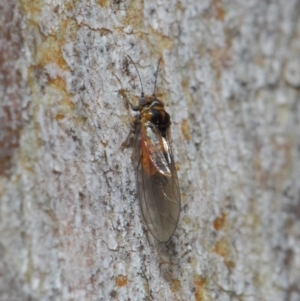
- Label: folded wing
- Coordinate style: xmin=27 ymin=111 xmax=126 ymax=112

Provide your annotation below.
xmin=134 ymin=122 xmax=181 ymax=242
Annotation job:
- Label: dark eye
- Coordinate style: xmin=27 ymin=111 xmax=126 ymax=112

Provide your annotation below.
xmin=151 ymin=110 xmax=161 ymax=123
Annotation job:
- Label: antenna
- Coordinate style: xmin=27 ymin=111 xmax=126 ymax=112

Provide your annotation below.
xmin=153 ymin=58 xmax=161 ymax=96
xmin=127 ymin=55 xmax=144 ymax=97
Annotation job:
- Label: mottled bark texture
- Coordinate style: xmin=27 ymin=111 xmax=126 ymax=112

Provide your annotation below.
xmin=1 ymin=0 xmax=300 ymax=300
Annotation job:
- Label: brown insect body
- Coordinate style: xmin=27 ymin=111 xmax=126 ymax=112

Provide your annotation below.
xmin=123 ymin=57 xmax=181 ymax=242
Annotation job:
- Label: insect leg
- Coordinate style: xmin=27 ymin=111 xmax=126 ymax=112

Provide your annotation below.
xmin=121 ymin=116 xmax=139 ymax=148
xmin=120 ymin=88 xmax=141 ymax=111
xmin=127 ymin=99 xmax=141 ymax=111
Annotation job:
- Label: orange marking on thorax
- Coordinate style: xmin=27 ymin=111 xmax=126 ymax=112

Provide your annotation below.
xmin=142 ymin=110 xmax=153 ymax=122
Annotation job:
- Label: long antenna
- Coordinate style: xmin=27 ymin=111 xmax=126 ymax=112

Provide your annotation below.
xmin=127 ymin=55 xmax=144 ymax=97
xmin=153 ymin=58 xmax=161 ymax=96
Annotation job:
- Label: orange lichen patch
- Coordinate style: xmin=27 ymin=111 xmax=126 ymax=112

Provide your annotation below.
xmin=48 ymin=74 xmax=68 ymax=91
xmin=224 ymin=259 xmax=235 ymax=269
xmin=176 ymin=1 xmax=183 ymax=10
xmin=25 ymin=23 xmax=77 ymax=125
xmin=124 ymin=0 xmax=144 ymax=31
xmin=98 ymin=0 xmax=110 ymax=8
xmin=147 ymin=30 xmax=174 ymax=50
xmin=181 ymin=119 xmax=191 ymax=141
xmin=36 ymin=36 xmax=69 ymax=71
xmin=214 ymin=237 xmax=235 ymax=268
xmin=55 ymin=112 xmax=65 ymax=121
xmin=76 ymin=115 xmax=88 ymax=125
xmin=213 ymin=212 xmax=226 ymax=230
xmin=194 ymin=275 xmax=208 ymax=301
xmin=62 ymin=96 xmax=76 ymax=111
xmin=64 ymin=1 xmax=77 ymax=12
xmin=123 ymin=0 xmax=174 ymax=52
xmin=116 ymin=275 xmax=128 ymax=287
xmin=214 ymin=237 xmax=230 ymax=258
xmin=24 ymin=15 xmax=80 ymax=126
xmin=59 ymin=18 xmax=79 ymax=42
xmin=216 ymin=7 xmax=226 ymax=21
xmin=20 ymin=0 xmax=43 ymax=25
xmin=213 ymin=0 xmax=226 ymax=21
xmin=25 ymin=18 xmax=79 ymax=105
xmin=171 ymin=278 xmax=182 ymax=293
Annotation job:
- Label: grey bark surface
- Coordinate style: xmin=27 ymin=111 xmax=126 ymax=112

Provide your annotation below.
xmin=1 ymin=0 xmax=300 ymax=300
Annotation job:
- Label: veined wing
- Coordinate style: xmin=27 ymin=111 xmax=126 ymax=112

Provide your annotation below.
xmin=134 ymin=122 xmax=181 ymax=242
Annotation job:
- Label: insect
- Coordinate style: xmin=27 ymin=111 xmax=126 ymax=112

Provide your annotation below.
xmin=122 ymin=56 xmax=181 ymax=242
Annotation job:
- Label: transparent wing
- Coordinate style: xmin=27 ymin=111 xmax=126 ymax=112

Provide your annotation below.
xmin=134 ymin=122 xmax=181 ymax=242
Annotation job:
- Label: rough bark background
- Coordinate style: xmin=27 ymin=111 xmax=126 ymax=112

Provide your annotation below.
xmin=1 ymin=0 xmax=300 ymax=300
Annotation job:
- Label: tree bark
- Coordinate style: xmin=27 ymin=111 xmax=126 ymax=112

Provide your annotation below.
xmin=1 ymin=0 xmax=300 ymax=300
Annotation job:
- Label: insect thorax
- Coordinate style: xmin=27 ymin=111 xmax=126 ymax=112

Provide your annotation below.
xmin=141 ymin=100 xmax=170 ymax=133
